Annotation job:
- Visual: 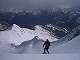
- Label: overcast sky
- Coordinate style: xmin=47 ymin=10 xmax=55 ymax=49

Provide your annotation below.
xmin=0 ymin=0 xmax=80 ymax=9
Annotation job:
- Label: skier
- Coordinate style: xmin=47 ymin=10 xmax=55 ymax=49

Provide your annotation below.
xmin=43 ymin=39 xmax=51 ymax=54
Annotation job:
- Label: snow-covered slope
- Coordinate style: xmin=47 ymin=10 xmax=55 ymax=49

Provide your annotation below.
xmin=1 ymin=24 xmax=80 ymax=54
xmin=0 ymin=24 xmax=58 ymax=45
xmin=50 ymin=35 xmax=80 ymax=54
xmin=0 ymin=28 xmax=80 ymax=54
xmin=7 ymin=34 xmax=80 ymax=54
xmin=9 ymin=34 xmax=80 ymax=54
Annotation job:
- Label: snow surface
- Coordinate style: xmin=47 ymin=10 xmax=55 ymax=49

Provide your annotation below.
xmin=0 ymin=54 xmax=80 ymax=60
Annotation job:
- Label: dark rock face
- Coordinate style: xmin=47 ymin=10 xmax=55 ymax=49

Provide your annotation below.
xmin=0 ymin=21 xmax=12 ymax=31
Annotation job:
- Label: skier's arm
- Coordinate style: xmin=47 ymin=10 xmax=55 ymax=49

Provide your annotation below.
xmin=43 ymin=42 xmax=45 ymax=47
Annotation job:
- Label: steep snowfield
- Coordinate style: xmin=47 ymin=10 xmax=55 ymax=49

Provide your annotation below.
xmin=0 ymin=24 xmax=58 ymax=45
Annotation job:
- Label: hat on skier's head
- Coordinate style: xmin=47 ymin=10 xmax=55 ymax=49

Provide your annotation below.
xmin=46 ymin=39 xmax=49 ymax=41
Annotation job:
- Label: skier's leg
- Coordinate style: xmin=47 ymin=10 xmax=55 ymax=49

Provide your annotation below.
xmin=46 ymin=48 xmax=49 ymax=54
xmin=43 ymin=48 xmax=46 ymax=54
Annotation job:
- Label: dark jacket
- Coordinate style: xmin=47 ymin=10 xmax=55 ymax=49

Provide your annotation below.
xmin=43 ymin=40 xmax=50 ymax=49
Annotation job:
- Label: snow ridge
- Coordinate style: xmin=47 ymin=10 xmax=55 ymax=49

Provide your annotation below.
xmin=0 ymin=24 xmax=58 ymax=45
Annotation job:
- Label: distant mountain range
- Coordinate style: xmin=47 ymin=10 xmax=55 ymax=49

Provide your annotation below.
xmin=0 ymin=8 xmax=80 ymax=31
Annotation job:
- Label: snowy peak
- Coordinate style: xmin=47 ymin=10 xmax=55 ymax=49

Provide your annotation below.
xmin=11 ymin=24 xmax=35 ymax=45
xmin=12 ymin=24 xmax=21 ymax=31
xmin=1 ymin=24 xmax=69 ymax=45
xmin=10 ymin=24 xmax=59 ymax=45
